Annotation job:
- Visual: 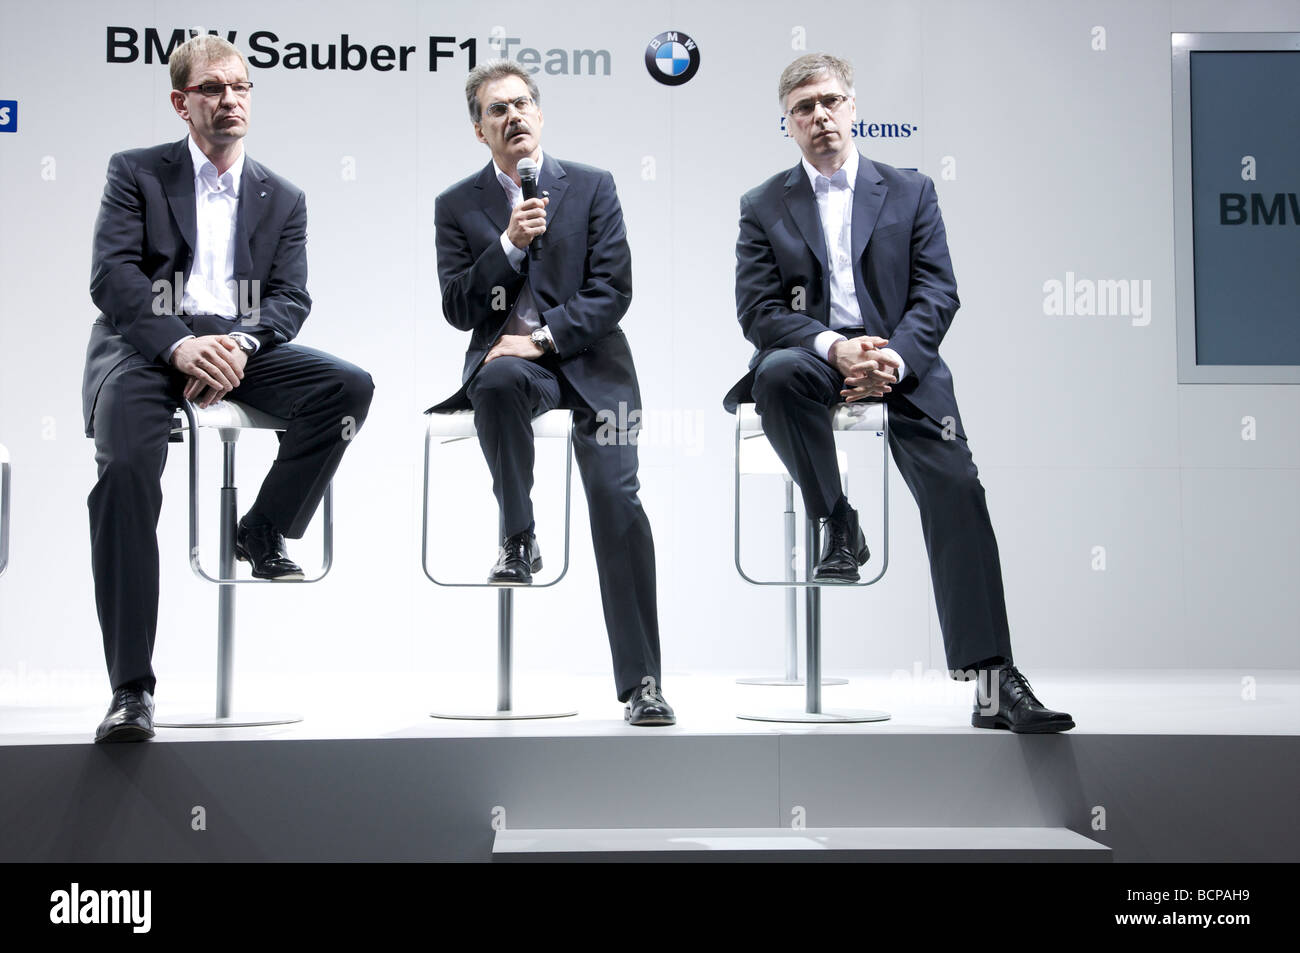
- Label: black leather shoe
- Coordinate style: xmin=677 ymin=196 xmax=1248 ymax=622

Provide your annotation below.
xmin=235 ymin=519 xmax=304 ymax=580
xmin=488 ymin=531 xmax=542 ymax=585
xmin=624 ymin=678 xmax=676 ymax=727
xmin=94 ymin=687 xmax=155 ymax=743
xmin=972 ymin=666 xmax=1075 ymax=733
xmin=812 ymin=508 xmax=870 ymax=582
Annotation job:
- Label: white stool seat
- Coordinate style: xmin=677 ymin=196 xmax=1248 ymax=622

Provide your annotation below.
xmin=427 ymin=408 xmax=573 ymax=440
xmin=737 ymin=401 xmax=885 ymax=434
xmin=187 ymin=400 xmax=290 ymax=433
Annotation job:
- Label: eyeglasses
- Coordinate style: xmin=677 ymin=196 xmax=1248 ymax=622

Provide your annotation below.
xmin=787 ymin=93 xmax=850 ymax=120
xmin=182 ymin=82 xmax=254 ymax=98
xmin=484 ymin=96 xmax=535 ymax=119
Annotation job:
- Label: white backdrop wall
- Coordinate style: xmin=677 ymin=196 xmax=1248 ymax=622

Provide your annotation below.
xmin=1 ymin=0 xmax=1298 ymax=699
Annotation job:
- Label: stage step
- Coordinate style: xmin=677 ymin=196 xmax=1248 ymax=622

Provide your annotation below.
xmin=493 ymin=826 xmax=1113 ymax=862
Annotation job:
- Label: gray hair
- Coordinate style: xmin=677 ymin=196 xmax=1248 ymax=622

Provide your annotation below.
xmin=169 ymin=34 xmax=248 ymax=90
xmin=777 ymin=53 xmax=854 ymax=108
xmin=464 ymin=59 xmax=542 ymax=122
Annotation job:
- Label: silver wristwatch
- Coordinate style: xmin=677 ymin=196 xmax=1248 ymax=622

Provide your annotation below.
xmin=530 ymin=328 xmax=554 ymax=353
xmin=228 ymin=331 xmax=259 ymax=355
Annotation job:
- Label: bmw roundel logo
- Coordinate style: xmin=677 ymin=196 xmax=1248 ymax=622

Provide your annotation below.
xmin=645 ymin=31 xmax=700 ymax=86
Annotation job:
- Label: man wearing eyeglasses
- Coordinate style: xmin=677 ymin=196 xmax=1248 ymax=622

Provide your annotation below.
xmin=428 ymin=60 xmax=673 ymax=726
xmin=724 ymin=53 xmax=1073 ymax=732
xmin=83 ymin=35 xmax=374 ymax=742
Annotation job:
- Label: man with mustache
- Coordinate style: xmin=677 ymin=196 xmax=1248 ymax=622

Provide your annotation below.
xmin=428 ymin=61 xmax=673 ymax=726
xmin=725 ymin=53 xmax=1073 ymax=732
xmin=83 ymin=35 xmax=374 ymax=742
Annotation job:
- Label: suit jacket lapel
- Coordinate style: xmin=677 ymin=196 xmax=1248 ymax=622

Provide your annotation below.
xmin=782 ymin=164 xmax=827 ymax=270
xmin=538 ymin=154 xmax=568 ymax=232
xmin=474 ymin=161 xmax=511 ymax=234
xmin=161 ymin=138 xmax=197 ymax=253
xmin=234 ymin=155 xmax=272 ymax=279
xmin=850 ymin=155 xmax=887 ymax=263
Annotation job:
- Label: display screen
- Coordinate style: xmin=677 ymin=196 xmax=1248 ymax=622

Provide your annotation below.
xmin=1189 ymin=50 xmax=1300 ymax=367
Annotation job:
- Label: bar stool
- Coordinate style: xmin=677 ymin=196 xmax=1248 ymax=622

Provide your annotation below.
xmin=733 ymin=402 xmax=892 ymax=724
xmin=0 ymin=443 xmax=10 ymax=577
xmin=155 ymin=400 xmax=333 ymax=728
xmin=421 ymin=408 xmax=577 ymax=720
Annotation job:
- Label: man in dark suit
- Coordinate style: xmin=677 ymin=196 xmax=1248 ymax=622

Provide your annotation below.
xmin=429 ymin=60 xmax=673 ymax=726
xmin=725 ymin=53 xmax=1072 ymax=732
xmin=83 ymin=35 xmax=373 ymax=743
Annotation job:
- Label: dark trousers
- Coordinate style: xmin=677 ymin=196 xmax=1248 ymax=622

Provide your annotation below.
xmin=88 ymin=343 xmax=374 ymax=694
xmin=750 ymin=347 xmax=1013 ymax=674
xmin=466 ymin=356 xmax=661 ymax=701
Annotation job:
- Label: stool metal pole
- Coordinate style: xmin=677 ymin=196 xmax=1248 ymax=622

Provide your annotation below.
xmin=0 ymin=451 xmax=11 ymax=578
xmin=216 ymin=440 xmax=238 ymax=720
xmin=806 ymin=518 xmax=821 ymax=715
xmin=784 ymin=481 xmax=798 ymax=682
xmin=498 ymin=589 xmax=513 ymax=713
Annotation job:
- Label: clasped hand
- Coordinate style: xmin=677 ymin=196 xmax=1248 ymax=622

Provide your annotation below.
xmin=831 ymin=335 xmax=899 ymax=402
xmin=170 ymin=335 xmax=247 ymax=408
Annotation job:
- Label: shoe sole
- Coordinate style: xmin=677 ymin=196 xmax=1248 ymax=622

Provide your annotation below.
xmin=971 ymin=713 xmax=1075 ymax=734
xmin=624 ymin=710 xmax=676 ymax=727
xmin=94 ymin=724 xmax=155 ymax=743
xmin=234 ymin=545 xmax=305 ymax=581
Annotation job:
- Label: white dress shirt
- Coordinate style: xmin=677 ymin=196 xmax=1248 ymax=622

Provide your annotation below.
xmin=802 ymin=150 xmax=905 ymax=382
xmin=494 ymin=154 xmax=555 ymax=352
xmin=166 ymin=136 xmax=249 ymax=360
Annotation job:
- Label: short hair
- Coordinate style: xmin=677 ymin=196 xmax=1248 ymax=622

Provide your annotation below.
xmin=778 ymin=53 xmax=855 ymax=108
xmin=464 ymin=59 xmax=542 ymax=122
xmin=169 ymin=35 xmax=248 ymax=90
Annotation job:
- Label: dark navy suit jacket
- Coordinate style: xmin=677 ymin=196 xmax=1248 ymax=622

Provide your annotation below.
xmin=724 ymin=153 xmax=964 ymax=436
xmin=82 ymin=137 xmax=310 ymax=436
xmin=428 ymin=154 xmax=639 ymax=416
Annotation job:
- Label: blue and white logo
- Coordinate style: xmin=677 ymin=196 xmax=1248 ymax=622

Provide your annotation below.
xmin=0 ymin=100 xmax=17 ymax=133
xmin=645 ymin=31 xmax=700 ymax=87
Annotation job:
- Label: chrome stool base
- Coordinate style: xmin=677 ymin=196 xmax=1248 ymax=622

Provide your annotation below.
xmin=736 ymin=676 xmax=849 ymax=687
xmin=737 ymin=709 xmax=891 ymax=724
xmin=156 ymin=712 xmax=303 ymax=729
xmin=430 ymin=709 xmax=578 ymax=721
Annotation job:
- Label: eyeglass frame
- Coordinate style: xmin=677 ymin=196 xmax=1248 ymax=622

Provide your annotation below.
xmin=181 ymin=81 xmax=255 ymax=98
xmin=483 ymin=96 xmax=537 ymax=119
xmin=785 ymin=92 xmax=853 ymax=121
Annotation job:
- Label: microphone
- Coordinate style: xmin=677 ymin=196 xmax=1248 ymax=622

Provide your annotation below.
xmin=517 ymin=156 xmax=542 ymax=261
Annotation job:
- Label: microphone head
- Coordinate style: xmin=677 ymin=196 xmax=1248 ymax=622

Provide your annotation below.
xmin=516 ymin=157 xmax=539 ymax=181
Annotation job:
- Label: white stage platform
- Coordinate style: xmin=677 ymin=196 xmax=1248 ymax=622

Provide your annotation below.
xmin=1 ymin=670 xmax=1296 ymax=862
